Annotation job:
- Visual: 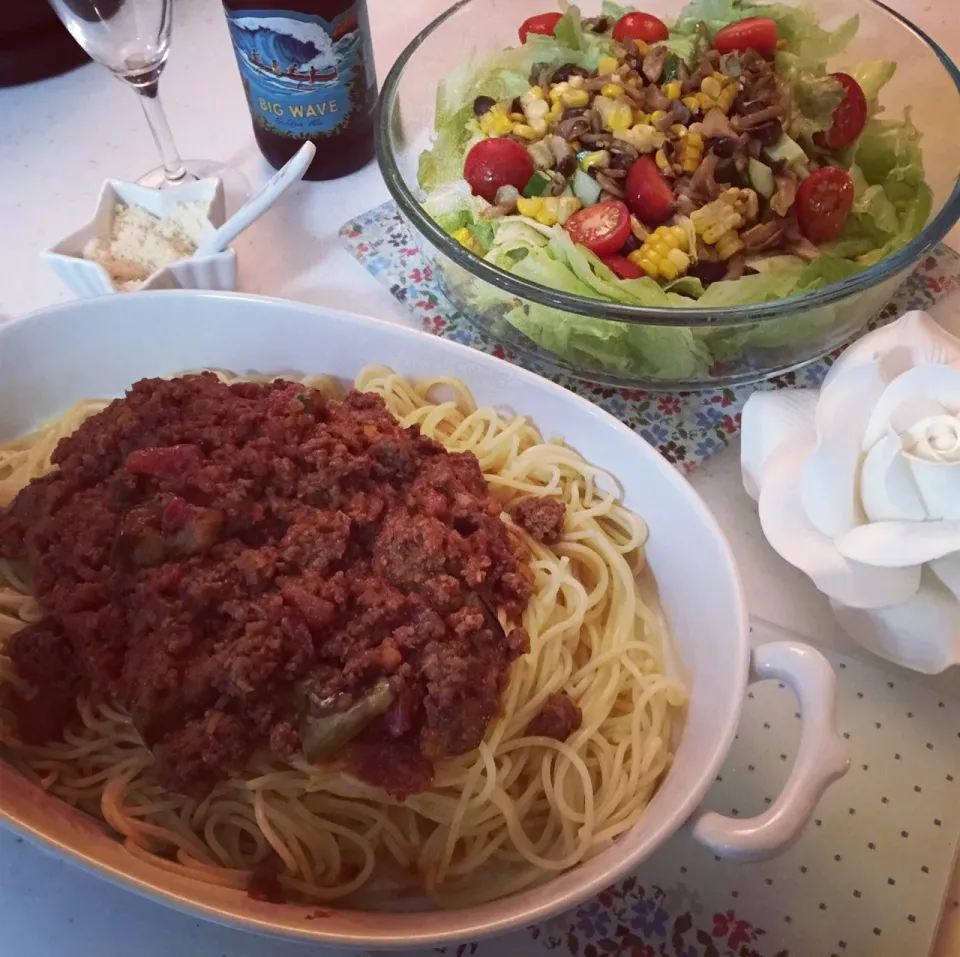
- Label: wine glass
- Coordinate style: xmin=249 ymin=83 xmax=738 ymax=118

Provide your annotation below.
xmin=50 ymin=0 xmax=248 ymax=196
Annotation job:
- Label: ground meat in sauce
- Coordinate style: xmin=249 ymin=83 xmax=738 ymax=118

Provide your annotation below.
xmin=513 ymin=496 xmax=566 ymax=545
xmin=0 ymin=374 xmax=534 ymax=798
xmin=525 ymin=692 xmax=582 ymax=741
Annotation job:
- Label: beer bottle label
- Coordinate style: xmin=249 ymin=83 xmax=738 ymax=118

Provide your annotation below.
xmin=225 ymin=5 xmax=367 ymax=139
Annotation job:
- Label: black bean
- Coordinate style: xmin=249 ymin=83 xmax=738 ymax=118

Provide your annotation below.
xmin=707 ymin=136 xmax=736 ymax=158
xmin=689 ymin=261 xmax=728 ymax=284
xmin=622 ymin=234 xmax=642 ymax=254
xmin=511 ymin=97 xmax=523 ymax=115
xmin=551 ymin=63 xmax=589 ymax=84
xmin=556 ymin=154 xmax=578 ymax=178
xmin=473 ymin=96 xmax=497 ymax=117
xmin=752 ymin=119 xmax=783 ymax=146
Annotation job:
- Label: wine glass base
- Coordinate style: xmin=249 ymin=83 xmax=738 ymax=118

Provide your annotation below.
xmin=137 ymin=160 xmax=251 ymax=213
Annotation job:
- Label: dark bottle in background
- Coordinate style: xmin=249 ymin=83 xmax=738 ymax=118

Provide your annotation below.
xmin=222 ymin=0 xmax=376 ymax=180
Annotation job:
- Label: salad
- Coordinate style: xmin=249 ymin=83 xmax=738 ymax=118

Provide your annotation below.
xmin=417 ymin=0 xmax=932 ymax=379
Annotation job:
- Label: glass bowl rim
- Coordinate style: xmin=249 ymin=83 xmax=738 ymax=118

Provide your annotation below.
xmin=376 ymin=0 xmax=960 ymax=329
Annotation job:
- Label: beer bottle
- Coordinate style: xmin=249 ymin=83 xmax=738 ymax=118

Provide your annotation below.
xmin=222 ymin=0 xmax=376 ymax=180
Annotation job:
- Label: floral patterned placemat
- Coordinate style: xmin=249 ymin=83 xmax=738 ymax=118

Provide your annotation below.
xmin=339 ymin=202 xmax=960 ymax=472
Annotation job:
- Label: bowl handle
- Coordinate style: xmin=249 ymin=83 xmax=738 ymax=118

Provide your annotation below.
xmin=691 ymin=640 xmax=850 ymax=861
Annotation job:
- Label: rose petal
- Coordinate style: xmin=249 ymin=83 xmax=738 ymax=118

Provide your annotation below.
xmin=904 ymin=414 xmax=960 ymax=463
xmin=827 ymin=311 xmax=960 ymax=386
xmin=861 ymin=364 xmax=960 ymax=451
xmin=859 ymin=431 xmax=926 ymax=523
xmin=830 ymin=569 xmax=960 ymax=674
xmin=886 ymin=396 xmax=948 ymax=437
xmin=930 ymin=553 xmax=960 ymax=603
xmin=802 ymin=363 xmax=887 ymax=537
xmin=741 ymin=389 xmax=818 ymax=501
xmin=836 ymin=519 xmax=960 ymax=566
xmin=904 ymin=456 xmax=960 ymax=520
xmin=759 ymin=435 xmax=921 ymax=609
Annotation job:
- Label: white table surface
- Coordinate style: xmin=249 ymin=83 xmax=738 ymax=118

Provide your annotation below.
xmin=0 ymin=1 xmax=958 ymax=954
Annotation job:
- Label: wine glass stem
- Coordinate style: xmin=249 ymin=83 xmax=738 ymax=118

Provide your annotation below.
xmin=132 ymin=83 xmax=187 ymax=186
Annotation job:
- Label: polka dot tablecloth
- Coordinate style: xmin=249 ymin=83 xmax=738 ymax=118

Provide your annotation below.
xmin=339 ymin=203 xmax=960 ymax=474
xmin=419 ymin=629 xmax=959 ymax=957
xmin=341 ymin=206 xmax=960 ymax=956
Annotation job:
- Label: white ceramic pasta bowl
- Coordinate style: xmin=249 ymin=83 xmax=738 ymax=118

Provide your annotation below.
xmin=0 ymin=291 xmax=849 ymax=948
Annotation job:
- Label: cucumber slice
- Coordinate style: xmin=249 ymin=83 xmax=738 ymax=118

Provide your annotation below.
xmin=748 ymin=158 xmax=775 ymax=199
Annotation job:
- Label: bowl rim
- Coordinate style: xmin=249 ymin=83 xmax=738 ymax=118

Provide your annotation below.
xmin=0 ymin=289 xmax=751 ymax=946
xmin=376 ymin=0 xmax=960 ymax=329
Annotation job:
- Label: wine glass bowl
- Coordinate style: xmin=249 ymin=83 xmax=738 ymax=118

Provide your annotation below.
xmin=48 ymin=0 xmax=247 ymax=199
xmin=49 ymin=0 xmax=171 ymax=78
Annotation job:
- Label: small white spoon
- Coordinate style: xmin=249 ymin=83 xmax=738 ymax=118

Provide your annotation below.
xmin=194 ymin=142 xmax=317 ymax=257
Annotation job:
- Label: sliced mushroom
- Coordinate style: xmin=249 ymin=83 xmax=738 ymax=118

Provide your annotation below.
xmin=770 ymin=173 xmax=798 ymax=217
xmin=741 ymin=220 xmax=787 ymax=252
xmin=642 ymin=44 xmax=670 ymax=84
xmin=723 ymin=254 xmax=747 ymax=281
xmin=595 ymin=172 xmax=625 ymax=197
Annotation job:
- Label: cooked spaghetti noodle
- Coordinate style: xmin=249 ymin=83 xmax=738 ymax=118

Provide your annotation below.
xmin=0 ymin=368 xmax=684 ymax=907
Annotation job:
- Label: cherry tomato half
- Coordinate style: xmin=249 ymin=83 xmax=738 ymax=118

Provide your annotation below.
xmin=612 ymin=11 xmax=669 ymax=44
xmin=712 ymin=17 xmax=778 ymax=57
xmin=625 ymin=156 xmax=674 ymax=225
xmin=564 ymin=201 xmax=632 ymax=257
xmin=795 ymin=166 xmax=855 ymax=243
xmin=463 ymin=138 xmax=535 ymax=204
xmin=817 ymin=73 xmax=868 ymax=150
xmin=519 ymin=12 xmax=563 ymax=43
xmin=602 ymin=254 xmax=645 ymax=280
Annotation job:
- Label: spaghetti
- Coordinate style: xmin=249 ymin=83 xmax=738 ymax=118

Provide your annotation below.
xmin=0 ymin=368 xmax=684 ymax=908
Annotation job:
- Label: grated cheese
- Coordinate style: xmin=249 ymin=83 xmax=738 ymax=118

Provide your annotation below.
xmin=83 ymin=201 xmax=209 ymax=291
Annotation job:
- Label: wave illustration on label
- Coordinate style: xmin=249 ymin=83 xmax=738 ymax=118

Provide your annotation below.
xmin=226 ymin=6 xmax=365 ymax=139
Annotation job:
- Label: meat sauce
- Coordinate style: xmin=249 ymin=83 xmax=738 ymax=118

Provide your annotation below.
xmin=0 ymin=374 xmax=541 ymax=798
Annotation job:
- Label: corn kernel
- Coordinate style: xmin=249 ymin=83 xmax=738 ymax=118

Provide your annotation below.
xmin=534 ymin=208 xmax=556 ymax=226
xmin=670 ymin=123 xmax=688 ymax=136
xmin=682 ymin=95 xmax=700 ymax=113
xmin=614 ymin=124 xmax=665 ymax=153
xmin=527 ymin=86 xmax=546 ymax=101
xmin=649 ymin=110 xmax=667 ymax=124
xmin=700 ymin=75 xmax=723 ymax=99
xmin=509 ymin=112 xmax=525 ymax=123
xmin=711 ymin=71 xmax=727 ymax=83
xmin=628 ymin=225 xmax=690 ymax=281
xmin=581 ymin=149 xmax=611 ymax=170
xmin=634 ymin=39 xmax=649 ymax=55
xmin=678 ymin=130 xmax=704 ymax=173
xmin=561 ymin=88 xmax=590 ymax=108
xmin=549 ymin=84 xmax=564 ymax=103
xmin=512 ymin=124 xmax=538 ymax=140
xmin=626 ymin=76 xmax=640 ymax=88
xmin=663 ymin=80 xmax=682 ymax=100
xmin=715 ymin=230 xmax=743 ymax=260
xmin=601 ymin=83 xmax=624 ymax=98
xmin=451 ymin=227 xmax=479 ymax=253
xmin=696 ymin=92 xmax=716 ymax=112
xmin=516 ymin=197 xmax=543 ymax=219
xmin=655 ymin=148 xmax=670 ymax=171
xmin=633 ymin=111 xmax=651 ymax=125
xmin=597 ymin=56 xmax=620 ymax=76
xmin=568 ymin=75 xmax=585 ymax=89
xmin=717 ymin=84 xmax=739 ymax=113
xmin=593 ymin=95 xmax=633 ymax=132
xmin=546 ymin=102 xmax=563 ymax=124
xmin=479 ymin=108 xmax=513 ymax=136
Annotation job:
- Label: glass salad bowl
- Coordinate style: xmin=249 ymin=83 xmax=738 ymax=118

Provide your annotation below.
xmin=376 ymin=0 xmax=960 ymax=390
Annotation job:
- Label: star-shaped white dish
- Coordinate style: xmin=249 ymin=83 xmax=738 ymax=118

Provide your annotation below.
xmin=43 ymin=177 xmax=237 ymax=297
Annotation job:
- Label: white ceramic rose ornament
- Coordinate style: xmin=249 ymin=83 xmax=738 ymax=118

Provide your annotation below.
xmin=741 ymin=311 xmax=960 ymax=674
